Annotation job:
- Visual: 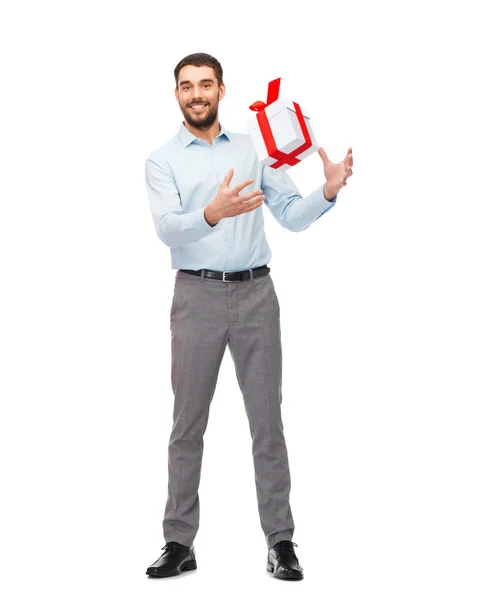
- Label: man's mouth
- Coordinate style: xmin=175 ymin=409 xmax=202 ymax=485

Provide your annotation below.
xmin=190 ymin=103 xmax=208 ymax=112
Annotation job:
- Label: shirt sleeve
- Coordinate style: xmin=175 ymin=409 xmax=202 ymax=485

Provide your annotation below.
xmin=261 ymin=163 xmax=337 ymax=232
xmin=145 ymin=158 xmax=218 ymax=248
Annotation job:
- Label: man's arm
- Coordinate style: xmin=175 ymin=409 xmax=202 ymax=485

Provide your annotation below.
xmin=261 ymin=164 xmax=337 ymax=233
xmin=145 ymin=158 xmax=218 ymax=248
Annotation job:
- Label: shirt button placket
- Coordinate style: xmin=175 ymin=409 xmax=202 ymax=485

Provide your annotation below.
xmin=213 ymin=141 xmax=234 ymax=265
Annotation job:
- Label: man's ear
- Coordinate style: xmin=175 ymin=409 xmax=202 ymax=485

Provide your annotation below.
xmin=219 ymin=83 xmax=226 ymax=101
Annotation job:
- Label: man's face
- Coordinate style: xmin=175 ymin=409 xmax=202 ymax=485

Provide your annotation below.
xmin=175 ymin=65 xmax=225 ymax=130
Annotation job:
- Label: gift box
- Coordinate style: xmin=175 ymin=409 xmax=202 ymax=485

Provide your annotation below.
xmin=246 ymin=78 xmax=318 ymax=171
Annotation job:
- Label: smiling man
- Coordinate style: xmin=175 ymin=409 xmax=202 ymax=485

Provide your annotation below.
xmin=144 ymin=52 xmax=353 ymax=580
xmin=177 ymin=72 xmax=221 ymax=131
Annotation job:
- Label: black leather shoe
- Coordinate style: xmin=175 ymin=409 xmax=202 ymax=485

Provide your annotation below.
xmin=267 ymin=540 xmax=304 ymax=580
xmin=146 ymin=541 xmax=197 ymax=577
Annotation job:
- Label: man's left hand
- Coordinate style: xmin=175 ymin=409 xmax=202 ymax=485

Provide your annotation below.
xmin=318 ymin=146 xmax=354 ymax=199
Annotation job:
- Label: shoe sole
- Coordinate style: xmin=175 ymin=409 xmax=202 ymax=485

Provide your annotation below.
xmin=146 ymin=559 xmax=197 ymax=577
xmin=266 ymin=561 xmax=303 ymax=580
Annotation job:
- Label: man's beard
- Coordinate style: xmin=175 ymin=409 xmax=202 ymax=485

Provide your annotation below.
xmin=181 ymin=96 xmax=219 ymax=131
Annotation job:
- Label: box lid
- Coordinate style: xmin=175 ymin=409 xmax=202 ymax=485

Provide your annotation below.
xmin=247 ymin=97 xmax=311 ymax=132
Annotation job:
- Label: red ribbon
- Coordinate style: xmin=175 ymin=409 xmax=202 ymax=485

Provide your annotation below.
xmin=249 ymin=78 xmax=312 ymax=169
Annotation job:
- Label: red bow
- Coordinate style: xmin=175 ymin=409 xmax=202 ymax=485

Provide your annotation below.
xmin=249 ymin=78 xmax=281 ymax=112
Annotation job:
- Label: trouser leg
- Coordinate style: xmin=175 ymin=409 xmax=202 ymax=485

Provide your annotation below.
xmin=227 ymin=274 xmax=295 ymax=549
xmin=163 ymin=272 xmax=228 ymax=546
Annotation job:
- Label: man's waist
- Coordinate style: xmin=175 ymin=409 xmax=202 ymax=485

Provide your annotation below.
xmin=178 ymin=265 xmax=270 ymax=282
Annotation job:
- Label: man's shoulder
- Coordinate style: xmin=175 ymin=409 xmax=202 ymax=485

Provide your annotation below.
xmin=224 ymin=128 xmax=253 ymax=146
xmin=146 ymin=131 xmax=181 ymax=166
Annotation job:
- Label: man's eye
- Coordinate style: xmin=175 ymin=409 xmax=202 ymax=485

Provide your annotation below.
xmin=203 ymin=84 xmax=210 ymax=88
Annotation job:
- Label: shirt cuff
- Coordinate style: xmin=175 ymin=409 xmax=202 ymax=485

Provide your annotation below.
xmin=309 ymin=185 xmax=337 ymax=211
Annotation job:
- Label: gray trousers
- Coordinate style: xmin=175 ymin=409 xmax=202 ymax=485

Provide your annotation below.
xmin=163 ymin=268 xmax=295 ymax=550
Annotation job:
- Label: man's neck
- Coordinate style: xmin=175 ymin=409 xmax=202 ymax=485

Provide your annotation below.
xmin=183 ymin=120 xmax=221 ymax=146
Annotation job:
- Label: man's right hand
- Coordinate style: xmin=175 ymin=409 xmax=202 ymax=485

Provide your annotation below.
xmin=204 ymin=169 xmax=265 ymax=226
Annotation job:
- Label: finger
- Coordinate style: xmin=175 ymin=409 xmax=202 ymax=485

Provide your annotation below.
xmin=344 ymin=153 xmax=353 ymax=167
xmin=237 ymin=187 xmax=261 ymax=202
xmin=317 ymin=146 xmax=328 ymax=162
xmin=344 ymin=159 xmax=353 ymax=172
xmin=340 ymin=167 xmax=351 ymax=184
xmin=222 ymin=168 xmax=234 ymax=187
xmin=241 ymin=192 xmax=266 ymax=204
xmin=233 ymin=178 xmax=255 ymax=194
xmin=242 ymin=197 xmax=265 ymax=213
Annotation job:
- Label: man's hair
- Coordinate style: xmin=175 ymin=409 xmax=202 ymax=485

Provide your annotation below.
xmin=174 ymin=53 xmax=224 ymax=88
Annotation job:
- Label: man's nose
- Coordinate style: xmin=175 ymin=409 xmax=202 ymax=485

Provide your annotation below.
xmin=190 ymin=85 xmax=206 ymax=97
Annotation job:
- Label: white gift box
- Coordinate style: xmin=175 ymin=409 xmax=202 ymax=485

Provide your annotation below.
xmin=246 ymin=95 xmax=318 ymax=171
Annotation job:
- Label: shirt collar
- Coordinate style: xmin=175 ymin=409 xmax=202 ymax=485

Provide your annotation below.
xmin=178 ymin=121 xmax=231 ymax=147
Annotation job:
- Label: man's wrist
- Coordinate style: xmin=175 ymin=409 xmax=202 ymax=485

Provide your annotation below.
xmin=323 ymin=182 xmax=339 ymax=202
xmin=204 ymin=204 xmax=221 ymax=227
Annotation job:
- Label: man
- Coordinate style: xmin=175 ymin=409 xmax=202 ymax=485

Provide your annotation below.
xmin=144 ymin=52 xmax=353 ymax=580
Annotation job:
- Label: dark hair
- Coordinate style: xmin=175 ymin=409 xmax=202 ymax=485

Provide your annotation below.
xmin=174 ymin=53 xmax=224 ymax=88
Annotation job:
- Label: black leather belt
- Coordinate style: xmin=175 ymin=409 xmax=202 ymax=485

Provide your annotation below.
xmin=179 ymin=265 xmax=270 ymax=282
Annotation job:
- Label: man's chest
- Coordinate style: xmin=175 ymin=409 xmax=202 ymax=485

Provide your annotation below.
xmin=168 ymin=145 xmax=262 ymax=210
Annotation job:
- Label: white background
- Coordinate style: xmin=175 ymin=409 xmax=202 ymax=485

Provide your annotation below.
xmin=1 ymin=0 xmax=481 ymax=598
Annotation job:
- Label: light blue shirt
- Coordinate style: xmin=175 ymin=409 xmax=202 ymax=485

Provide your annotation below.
xmin=145 ymin=121 xmax=337 ymax=271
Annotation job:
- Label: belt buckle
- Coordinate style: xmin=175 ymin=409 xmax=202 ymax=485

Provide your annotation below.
xmin=222 ymin=271 xmax=229 ymax=282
